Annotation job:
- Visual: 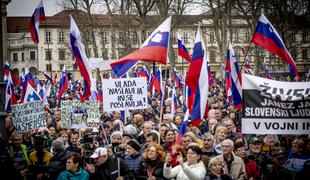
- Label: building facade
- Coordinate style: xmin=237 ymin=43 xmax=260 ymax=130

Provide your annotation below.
xmin=7 ymin=10 xmax=310 ymax=80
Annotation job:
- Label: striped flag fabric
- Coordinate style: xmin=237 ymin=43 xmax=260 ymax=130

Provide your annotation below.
xmin=57 ymin=66 xmax=69 ymax=100
xmin=264 ymin=62 xmax=271 ymax=79
xmin=177 ymin=33 xmax=191 ymax=62
xmin=226 ymin=43 xmax=242 ymax=110
xmin=29 ymin=0 xmax=45 ymax=44
xmin=251 ymin=14 xmax=299 ymax=78
xmin=5 ymin=71 xmax=17 ymax=111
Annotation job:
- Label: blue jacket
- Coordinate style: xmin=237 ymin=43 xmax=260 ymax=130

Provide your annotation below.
xmin=57 ymin=168 xmax=89 ymax=180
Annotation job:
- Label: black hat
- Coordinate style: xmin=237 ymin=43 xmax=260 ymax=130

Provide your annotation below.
xmin=127 ymin=140 xmax=141 ymax=152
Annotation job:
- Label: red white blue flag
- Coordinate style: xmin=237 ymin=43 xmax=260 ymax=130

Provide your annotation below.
xmin=57 ymin=66 xmax=68 ymax=100
xmin=173 ymin=68 xmax=182 ymax=88
xmin=70 ymin=15 xmax=102 ymax=103
xmin=20 ymin=68 xmax=36 ymax=103
xmin=175 ymin=110 xmax=189 ymax=145
xmin=251 ymin=14 xmax=299 ymax=78
xmin=226 ymin=43 xmax=242 ymax=110
xmin=187 ymin=27 xmax=209 ymax=126
xmin=149 ymin=67 xmax=162 ymax=99
xmin=29 ymin=0 xmax=45 ymax=44
xmin=111 ymin=17 xmax=171 ymax=77
xmin=177 ymin=33 xmax=191 ymax=62
xmin=264 ymin=62 xmax=271 ymax=79
xmin=24 ymin=83 xmax=42 ymax=103
xmin=138 ymin=66 xmax=150 ymax=82
xmin=170 ymin=86 xmax=179 ymax=117
xmin=5 ymin=71 xmax=17 ymax=112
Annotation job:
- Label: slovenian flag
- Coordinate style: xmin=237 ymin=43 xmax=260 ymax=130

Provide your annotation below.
xmin=5 ymin=71 xmax=17 ymax=112
xmin=170 ymin=87 xmax=179 ymax=118
xmin=20 ymin=68 xmax=36 ymax=103
xmin=188 ymin=27 xmax=209 ymax=126
xmin=251 ymin=14 xmax=299 ymax=78
xmin=29 ymin=0 xmax=45 ymax=44
xmin=70 ymin=15 xmax=102 ymax=103
xmin=264 ymin=62 xmax=271 ymax=79
xmin=111 ymin=17 xmax=171 ymax=77
xmin=138 ymin=66 xmax=150 ymax=82
xmin=226 ymin=43 xmax=242 ymax=110
xmin=225 ymin=51 xmax=232 ymax=103
xmin=175 ymin=110 xmax=189 ymax=145
xmin=57 ymin=66 xmax=68 ymax=100
xmin=4 ymin=63 xmax=19 ymax=86
xmin=173 ymin=68 xmax=182 ymax=88
xmin=177 ymin=33 xmax=191 ymax=62
xmin=149 ymin=67 xmax=162 ymax=99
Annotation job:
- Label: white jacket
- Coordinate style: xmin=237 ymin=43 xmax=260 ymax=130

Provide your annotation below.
xmin=163 ymin=161 xmax=206 ymax=180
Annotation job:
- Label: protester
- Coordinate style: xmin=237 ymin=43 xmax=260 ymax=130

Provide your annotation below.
xmin=47 ymin=138 xmax=67 ymax=180
xmin=85 ymin=147 xmax=129 ymax=180
xmin=215 ymin=139 xmax=247 ymax=180
xmin=163 ymin=145 xmax=206 ymax=180
xmin=57 ymin=152 xmax=89 ymax=180
xmin=66 ymin=131 xmax=82 ymax=154
xmin=136 ymin=143 xmax=166 ymax=180
xmin=205 ymin=157 xmax=233 ymax=180
xmin=125 ymin=139 xmax=142 ymax=178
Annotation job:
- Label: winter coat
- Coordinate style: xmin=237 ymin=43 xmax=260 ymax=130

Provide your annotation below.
xmin=136 ymin=159 xmax=167 ymax=180
xmin=244 ymin=158 xmax=260 ymax=180
xmin=204 ymin=171 xmax=233 ymax=180
xmin=163 ymin=161 xmax=206 ymax=180
xmin=47 ymin=150 xmax=67 ymax=180
xmin=89 ymin=156 xmax=129 ymax=180
xmin=57 ymin=168 xmax=89 ymax=180
xmin=215 ymin=153 xmax=247 ymax=180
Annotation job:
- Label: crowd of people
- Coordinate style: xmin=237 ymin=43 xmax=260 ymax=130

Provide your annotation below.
xmin=1 ymin=77 xmax=310 ymax=180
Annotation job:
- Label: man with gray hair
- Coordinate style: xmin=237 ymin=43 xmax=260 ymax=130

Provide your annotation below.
xmin=215 ymin=139 xmax=247 ymax=180
xmin=47 ymin=138 xmax=67 ymax=180
xmin=202 ymin=133 xmax=219 ymax=157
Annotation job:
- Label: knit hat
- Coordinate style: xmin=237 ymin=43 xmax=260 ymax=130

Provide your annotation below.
xmin=127 ymin=139 xmax=141 ymax=152
xmin=90 ymin=147 xmax=108 ymax=159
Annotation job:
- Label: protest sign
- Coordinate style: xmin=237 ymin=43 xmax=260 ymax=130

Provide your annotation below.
xmin=102 ymin=77 xmax=148 ymax=111
xmin=61 ymin=100 xmax=100 ymax=128
xmin=11 ymin=100 xmax=46 ymax=132
xmin=242 ymin=74 xmax=310 ymax=134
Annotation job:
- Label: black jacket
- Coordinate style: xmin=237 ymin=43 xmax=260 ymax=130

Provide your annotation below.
xmin=136 ymin=159 xmax=167 ymax=180
xmin=47 ymin=150 xmax=67 ymax=180
xmin=89 ymin=157 xmax=129 ymax=180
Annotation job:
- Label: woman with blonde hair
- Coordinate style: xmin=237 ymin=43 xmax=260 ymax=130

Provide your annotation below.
xmin=205 ymin=157 xmax=233 ymax=180
xmin=214 ymin=125 xmax=228 ymax=154
xmin=136 ymin=143 xmax=166 ymax=180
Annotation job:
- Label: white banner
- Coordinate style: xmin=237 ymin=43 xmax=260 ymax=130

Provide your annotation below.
xmin=11 ymin=100 xmax=46 ymax=132
xmin=102 ymin=77 xmax=148 ymax=111
xmin=89 ymin=58 xmax=116 ymax=71
xmin=242 ymin=74 xmax=310 ymax=135
xmin=61 ymin=100 xmax=100 ymax=128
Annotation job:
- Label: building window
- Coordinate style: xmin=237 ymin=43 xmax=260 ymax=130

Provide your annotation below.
xmin=21 ymin=52 xmax=24 ymax=62
xmin=132 ymin=32 xmax=138 ymax=44
xmin=46 ymin=64 xmax=52 ymax=72
xmin=209 ymin=31 xmax=215 ymax=43
xmin=302 ymin=32 xmax=308 ymax=42
xmin=234 ymin=31 xmax=239 ymax=43
xmin=302 ymin=49 xmax=308 ymax=61
xmin=45 ymin=50 xmax=52 ymax=60
xmin=45 ymin=31 xmax=52 ymax=43
xmin=102 ymin=31 xmax=108 ymax=43
xmin=246 ymin=31 xmax=251 ymax=42
xmin=58 ymin=31 xmax=64 ymax=43
xmin=59 ymin=64 xmax=64 ymax=71
xmin=30 ymin=51 xmax=36 ymax=60
xmin=59 ymin=49 xmax=65 ymax=60
xmin=209 ymin=50 xmax=216 ymax=63
xmin=118 ymin=31 xmax=125 ymax=44
xmin=183 ymin=32 xmax=188 ymax=44
xmin=13 ymin=53 xmax=18 ymax=61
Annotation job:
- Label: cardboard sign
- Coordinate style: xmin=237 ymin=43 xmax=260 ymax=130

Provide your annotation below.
xmin=61 ymin=100 xmax=100 ymax=128
xmin=242 ymin=74 xmax=310 ymax=134
xmin=11 ymin=100 xmax=46 ymax=132
xmin=102 ymin=77 xmax=148 ymax=111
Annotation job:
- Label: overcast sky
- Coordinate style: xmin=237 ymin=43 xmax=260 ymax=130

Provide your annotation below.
xmin=7 ymin=0 xmax=61 ymax=17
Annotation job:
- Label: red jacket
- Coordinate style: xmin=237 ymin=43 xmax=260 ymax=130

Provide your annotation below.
xmin=244 ymin=158 xmax=260 ymax=180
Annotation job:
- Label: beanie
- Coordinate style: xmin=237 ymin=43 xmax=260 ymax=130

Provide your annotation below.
xmin=127 ymin=139 xmax=141 ymax=152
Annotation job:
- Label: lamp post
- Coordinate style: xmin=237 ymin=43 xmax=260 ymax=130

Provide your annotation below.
xmin=0 ymin=0 xmax=11 ymax=140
